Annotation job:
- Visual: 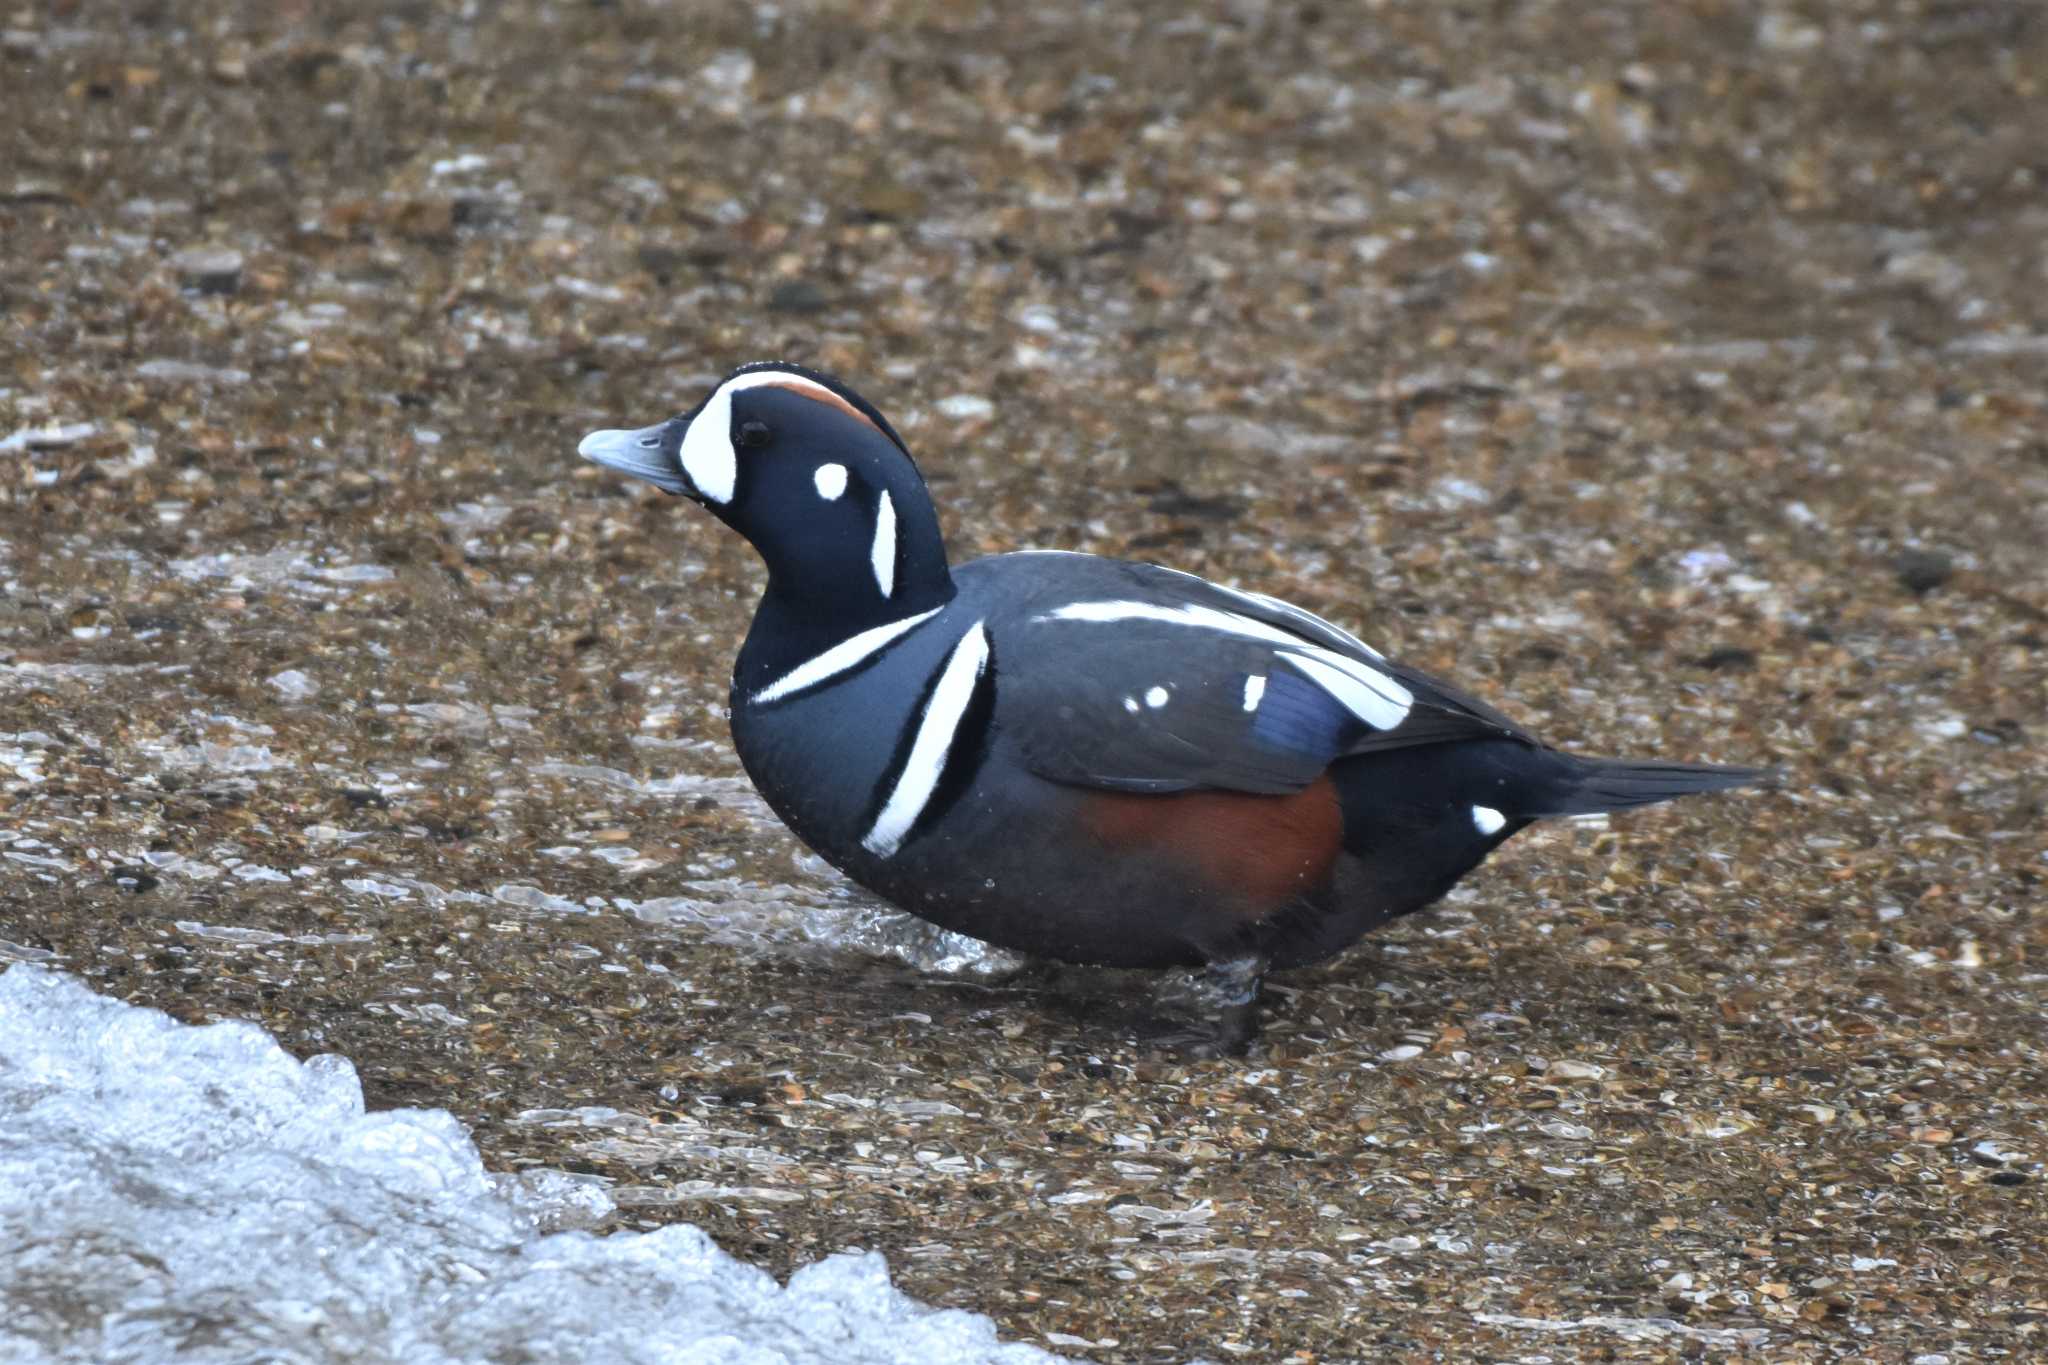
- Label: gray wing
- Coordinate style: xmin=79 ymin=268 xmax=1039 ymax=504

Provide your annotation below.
xmin=995 ymin=560 xmax=1534 ymax=796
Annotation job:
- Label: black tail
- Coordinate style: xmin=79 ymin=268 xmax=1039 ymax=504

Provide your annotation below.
xmin=1295 ymin=741 xmax=1766 ymax=969
xmin=1509 ymin=753 xmax=1770 ymax=817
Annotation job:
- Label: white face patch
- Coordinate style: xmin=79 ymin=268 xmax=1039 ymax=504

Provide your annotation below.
xmin=1242 ymin=674 xmax=1266 ymax=712
xmin=1144 ymin=686 xmax=1169 ymax=708
xmin=1038 ymin=600 xmax=1413 ymax=730
xmin=752 ymin=606 xmax=942 ymax=705
xmin=871 ymin=490 xmax=897 ymax=597
xmin=863 ymin=622 xmax=991 ymax=858
xmin=678 ymin=368 xmax=844 ymax=506
xmin=1471 ymin=805 xmax=1507 ymax=836
xmin=813 ymin=462 xmax=848 ymax=501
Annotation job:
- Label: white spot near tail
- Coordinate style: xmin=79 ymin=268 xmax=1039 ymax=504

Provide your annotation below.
xmin=1471 ymin=804 xmax=1506 ymax=835
xmin=863 ymin=623 xmax=991 ymax=857
xmin=871 ymin=490 xmax=897 ymax=598
xmin=1144 ymin=685 xmax=1169 ymax=708
xmin=1242 ymin=674 xmax=1266 ymax=712
xmin=813 ymin=462 xmax=847 ymax=500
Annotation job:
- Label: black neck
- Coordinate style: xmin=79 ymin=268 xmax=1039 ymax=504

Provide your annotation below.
xmin=734 ymin=551 xmax=956 ymax=696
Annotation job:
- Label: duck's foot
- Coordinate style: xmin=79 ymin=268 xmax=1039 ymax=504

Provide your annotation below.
xmin=1147 ymin=954 xmax=1268 ymax=1058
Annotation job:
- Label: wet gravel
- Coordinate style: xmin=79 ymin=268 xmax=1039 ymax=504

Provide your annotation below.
xmin=4 ymin=2 xmax=2046 ymax=1361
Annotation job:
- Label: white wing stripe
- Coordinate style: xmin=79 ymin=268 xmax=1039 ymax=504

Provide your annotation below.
xmin=752 ymin=607 xmax=942 ymax=705
xmin=1035 ymin=599 xmax=1411 ymax=727
xmin=863 ymin=622 xmax=990 ymax=857
xmin=1279 ymin=651 xmax=1410 ymax=730
xmin=1150 ymin=567 xmax=1388 ymax=660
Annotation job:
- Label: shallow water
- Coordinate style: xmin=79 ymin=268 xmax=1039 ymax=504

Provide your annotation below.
xmin=4 ymin=1 xmax=2047 ymax=1360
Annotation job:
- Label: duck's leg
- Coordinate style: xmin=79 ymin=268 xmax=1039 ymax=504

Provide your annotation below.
xmin=1148 ymin=952 xmax=1269 ymax=1057
xmin=1200 ymin=953 xmax=1269 ymax=1055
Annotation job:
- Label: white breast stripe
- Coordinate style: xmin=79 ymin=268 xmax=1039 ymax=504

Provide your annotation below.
xmin=753 ymin=606 xmax=943 ymax=705
xmin=1037 ymin=599 xmax=1413 ymax=727
xmin=1242 ymin=674 xmax=1266 ymax=712
xmin=863 ymin=623 xmax=990 ymax=858
xmin=871 ymin=490 xmax=897 ymax=598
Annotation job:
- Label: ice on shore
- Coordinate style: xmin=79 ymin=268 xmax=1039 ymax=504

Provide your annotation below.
xmin=0 ymin=964 xmax=1057 ymax=1364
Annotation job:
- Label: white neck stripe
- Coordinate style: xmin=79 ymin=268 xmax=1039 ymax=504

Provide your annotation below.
xmin=871 ymin=490 xmax=897 ymax=598
xmin=863 ymin=622 xmax=990 ymax=858
xmin=752 ymin=606 xmax=943 ymax=705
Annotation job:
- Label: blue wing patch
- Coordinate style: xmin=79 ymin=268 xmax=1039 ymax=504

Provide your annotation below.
xmin=1249 ymin=666 xmax=1360 ymax=762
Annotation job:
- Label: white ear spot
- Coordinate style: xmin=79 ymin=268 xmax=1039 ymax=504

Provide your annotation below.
xmin=814 ymin=462 xmax=848 ymax=501
xmin=1471 ymin=805 xmax=1506 ymax=836
xmin=871 ymin=490 xmax=897 ymax=597
xmin=1144 ymin=685 xmax=1169 ymax=708
xmin=1242 ymin=674 xmax=1266 ymax=712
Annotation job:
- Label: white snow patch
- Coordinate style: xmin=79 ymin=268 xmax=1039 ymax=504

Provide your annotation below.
xmin=0 ymin=965 xmax=1061 ymax=1365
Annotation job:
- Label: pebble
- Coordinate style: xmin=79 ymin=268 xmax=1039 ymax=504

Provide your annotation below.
xmin=137 ymin=359 xmax=251 ymax=385
xmin=767 ymin=281 xmax=829 ymax=314
xmin=1894 ymin=548 xmax=1953 ymax=594
xmin=169 ymin=247 xmax=244 ymax=295
xmin=266 ymin=670 xmax=318 ymax=700
xmin=0 ymin=421 xmax=97 ymax=452
xmin=935 ymin=395 xmax=995 ymax=421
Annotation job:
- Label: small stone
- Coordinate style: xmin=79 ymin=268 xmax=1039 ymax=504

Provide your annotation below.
xmin=1695 ymin=646 xmax=1757 ymax=672
xmin=766 ymin=281 xmax=828 ymax=314
xmin=1539 ymin=1119 xmax=1594 ymax=1140
xmin=1894 ymin=548 xmax=1952 ymax=595
xmin=858 ymin=182 xmax=926 ymax=221
xmin=935 ymin=395 xmax=994 ymax=422
xmin=137 ymin=359 xmax=250 ymax=385
xmin=266 ymin=669 xmax=317 ymax=700
xmin=170 ymin=247 xmax=244 ymax=295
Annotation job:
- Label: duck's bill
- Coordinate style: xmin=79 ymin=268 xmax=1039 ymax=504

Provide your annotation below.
xmin=577 ymin=420 xmax=692 ymax=495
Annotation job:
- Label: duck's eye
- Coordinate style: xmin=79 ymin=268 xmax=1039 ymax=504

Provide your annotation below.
xmin=736 ymin=420 xmax=773 ymax=448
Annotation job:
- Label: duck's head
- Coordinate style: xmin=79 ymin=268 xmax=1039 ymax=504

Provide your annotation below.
xmin=578 ymin=363 xmax=952 ymax=619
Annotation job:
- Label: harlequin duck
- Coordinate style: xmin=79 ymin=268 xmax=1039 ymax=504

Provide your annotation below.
xmin=578 ymin=362 xmax=1764 ymax=1051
